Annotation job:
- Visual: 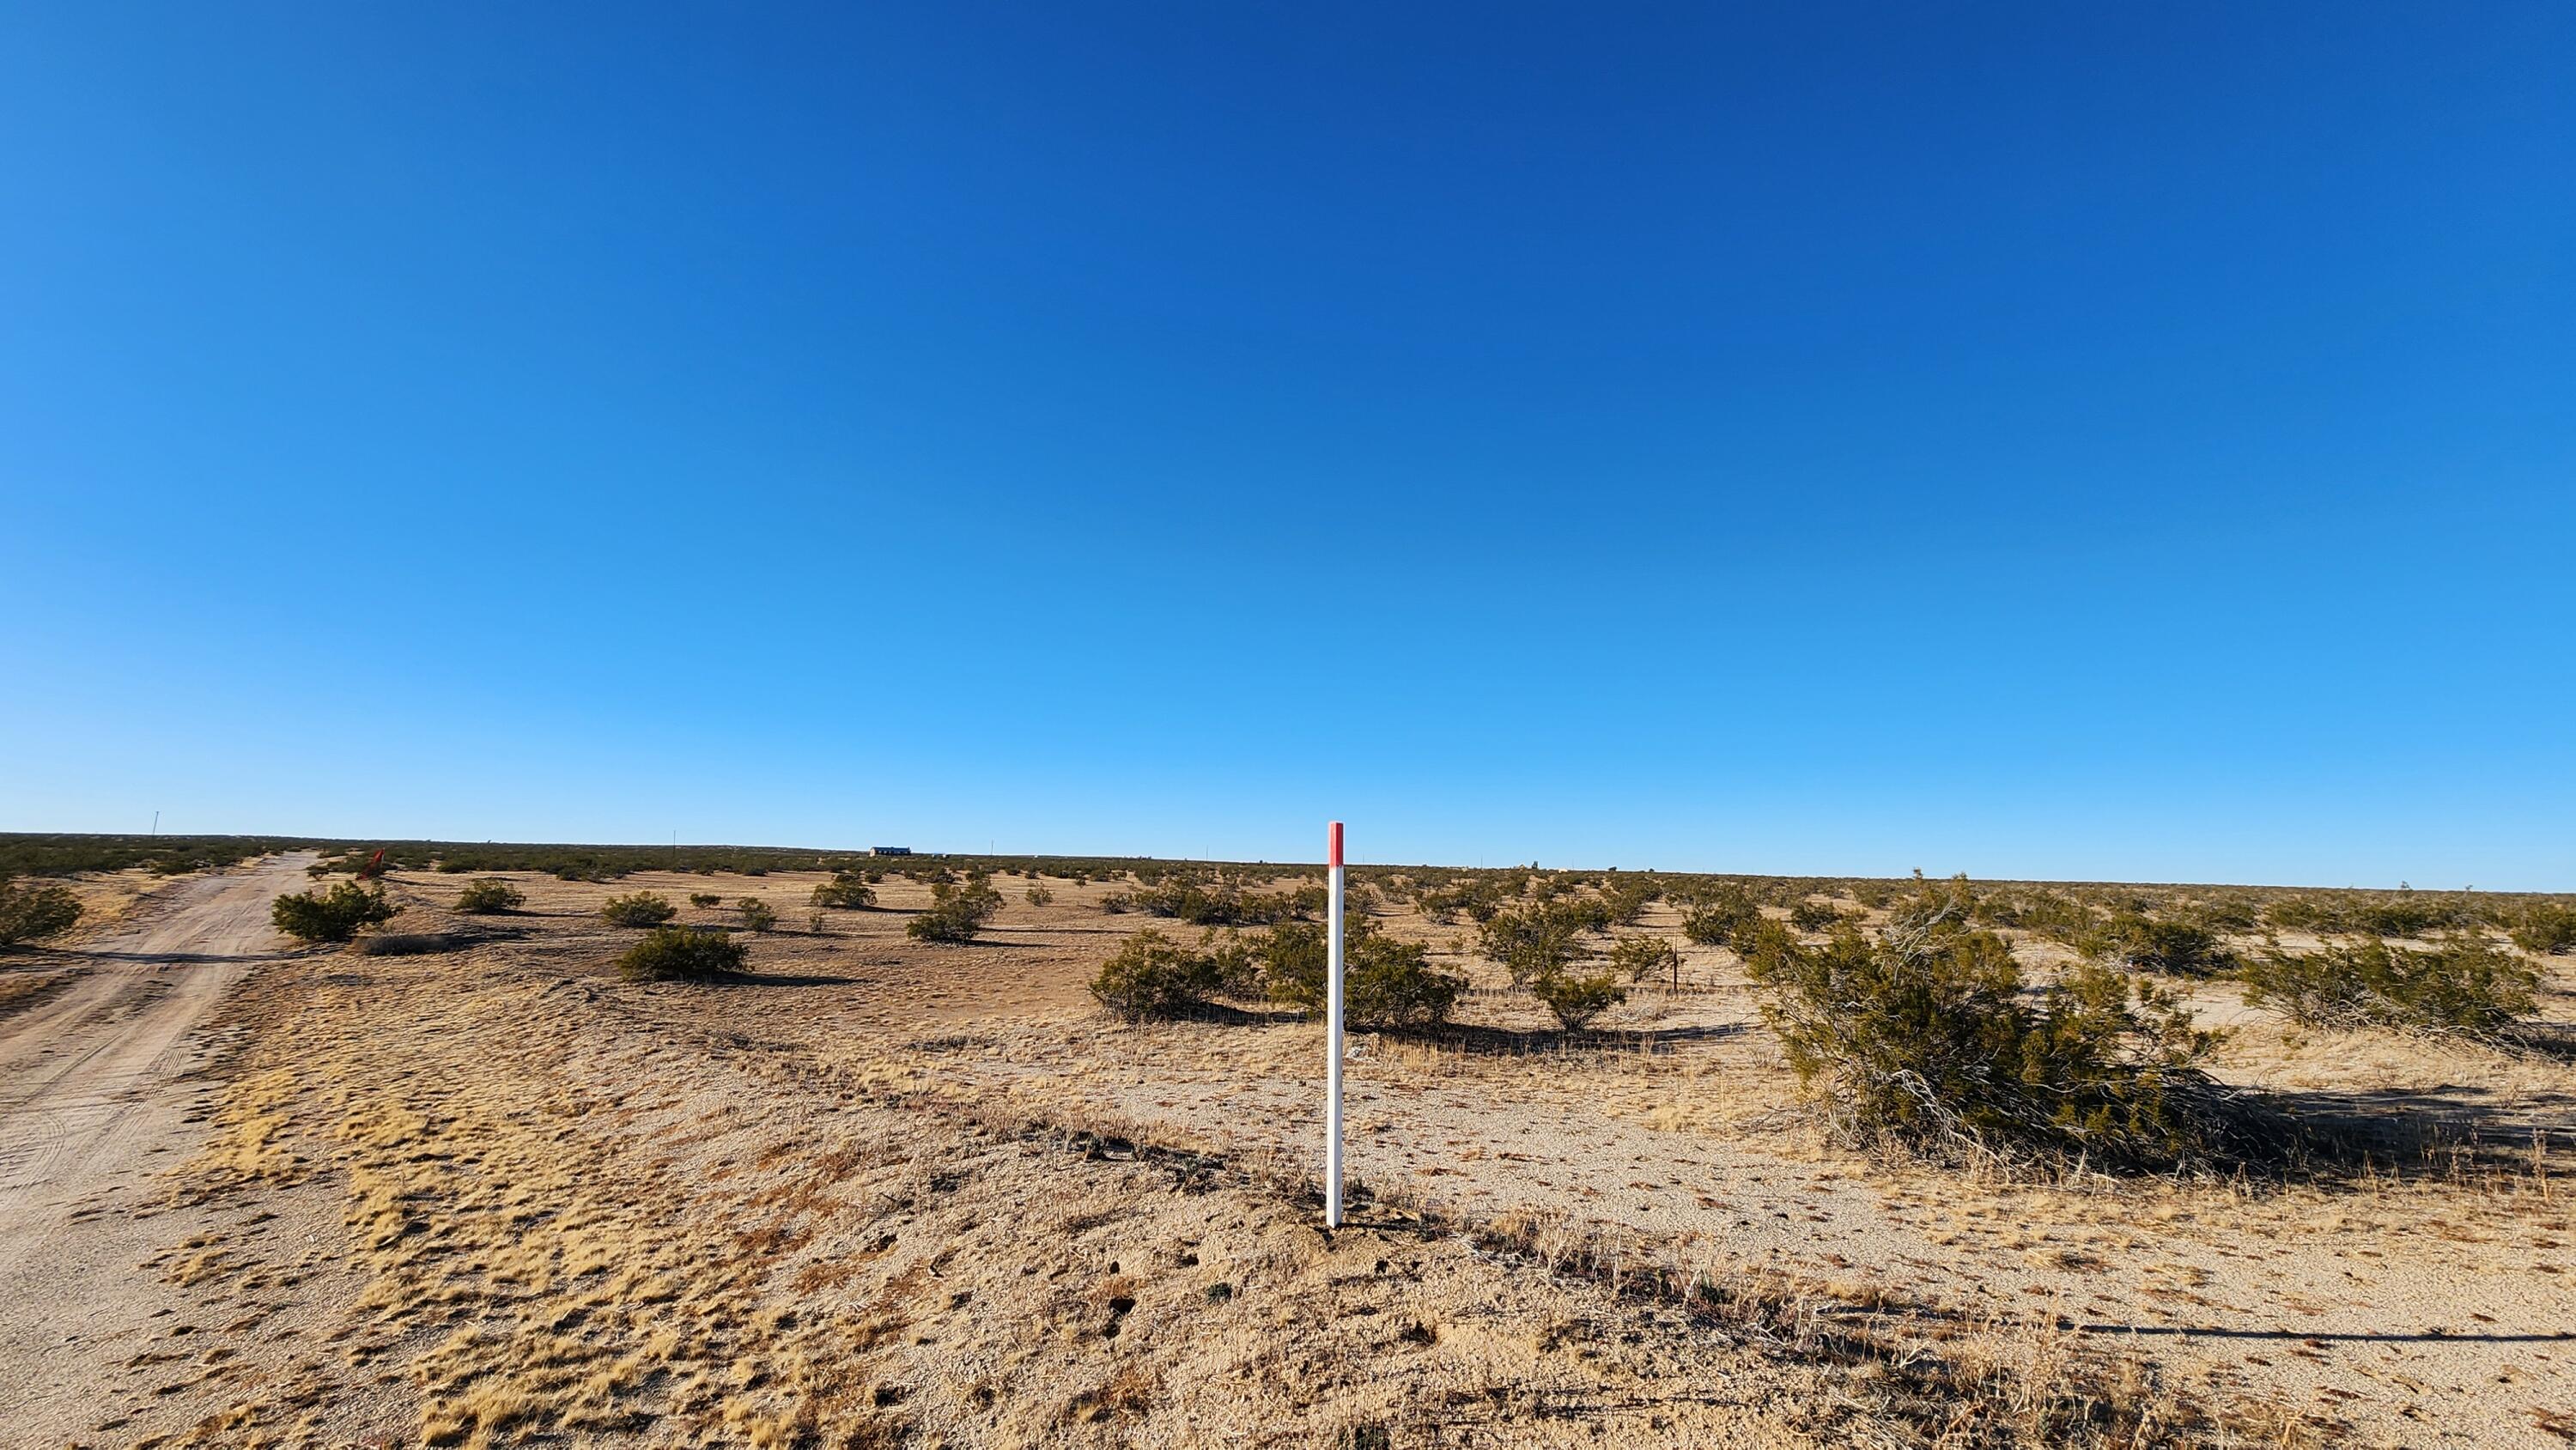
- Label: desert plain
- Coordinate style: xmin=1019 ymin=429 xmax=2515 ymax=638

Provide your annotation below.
xmin=0 ymin=850 xmax=2570 ymax=1449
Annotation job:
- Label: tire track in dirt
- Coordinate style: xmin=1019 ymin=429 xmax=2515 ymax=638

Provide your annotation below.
xmin=0 ymin=854 xmax=310 ymax=1444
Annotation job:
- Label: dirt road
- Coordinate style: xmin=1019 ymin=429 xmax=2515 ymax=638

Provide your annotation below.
xmin=0 ymin=854 xmax=308 ymax=1443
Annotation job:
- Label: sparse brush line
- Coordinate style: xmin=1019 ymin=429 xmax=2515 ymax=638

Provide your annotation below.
xmin=601 ymin=992 xmax=2268 ymax=1448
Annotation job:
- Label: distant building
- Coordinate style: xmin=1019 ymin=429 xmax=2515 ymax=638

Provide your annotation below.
xmin=868 ymin=846 xmax=913 ymax=857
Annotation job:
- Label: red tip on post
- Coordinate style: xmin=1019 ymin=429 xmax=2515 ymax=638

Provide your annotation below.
xmin=1327 ymin=821 xmax=1344 ymax=869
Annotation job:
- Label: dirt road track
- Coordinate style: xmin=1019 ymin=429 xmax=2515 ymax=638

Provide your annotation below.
xmin=0 ymin=854 xmax=309 ymax=1442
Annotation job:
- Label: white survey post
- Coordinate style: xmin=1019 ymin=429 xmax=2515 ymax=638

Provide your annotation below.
xmin=1325 ymin=819 xmax=1346 ymax=1229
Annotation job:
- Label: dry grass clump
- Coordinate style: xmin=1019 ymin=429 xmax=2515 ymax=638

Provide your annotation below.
xmin=0 ymin=967 xmax=79 ymax=1019
xmin=1458 ymin=1205 xmax=2223 ymax=1448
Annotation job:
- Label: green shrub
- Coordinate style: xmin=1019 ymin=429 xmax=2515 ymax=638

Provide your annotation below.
xmin=1679 ymin=887 xmax=1762 ymax=949
xmin=1881 ymin=874 xmax=1981 ymax=941
xmin=689 ymin=891 xmax=724 ymax=909
xmin=810 ymin=874 xmax=878 ymax=909
xmin=1259 ymin=920 xmax=1465 ymax=1029
xmin=270 ymin=882 xmax=398 ymax=943
xmin=617 ymin=925 xmax=747 ymax=980
xmin=737 ymin=897 xmax=779 ymax=933
xmin=2510 ymin=905 xmax=2576 ymax=956
xmin=1787 ymin=899 xmax=1847 ymax=933
xmin=1025 ymin=883 xmax=1055 ymax=907
xmin=2190 ymin=895 xmax=2262 ymax=932
xmin=600 ymin=892 xmax=677 ymax=926
xmin=1744 ymin=915 xmax=2237 ymax=1169
xmin=908 ymin=876 xmax=1004 ymax=944
xmin=1090 ymin=928 xmax=1253 ymax=1020
xmin=2089 ymin=912 xmax=2236 ymax=978
xmin=1126 ymin=877 xmax=1303 ymax=926
xmin=1607 ymin=934 xmax=1680 ymax=986
xmin=2010 ymin=889 xmax=2104 ymax=948
xmin=1346 ymin=938 xmax=1467 ymax=1029
xmin=0 ymin=880 xmax=82 ymax=946
xmin=1602 ymin=878 xmax=1658 ymax=927
xmin=455 ymin=878 xmax=525 ymax=914
xmin=1477 ymin=901 xmax=1601 ymax=986
xmin=1530 ymin=968 xmax=1625 ymax=1029
xmin=2348 ymin=897 xmax=2459 ymax=938
xmin=1257 ymin=920 xmax=1329 ymax=1008
xmin=2240 ymin=935 xmax=2539 ymax=1037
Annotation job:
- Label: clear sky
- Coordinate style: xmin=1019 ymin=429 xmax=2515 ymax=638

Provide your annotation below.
xmin=3 ymin=4 xmax=2570 ymax=888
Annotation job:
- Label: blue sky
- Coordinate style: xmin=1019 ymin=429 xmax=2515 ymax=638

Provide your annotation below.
xmin=3 ymin=3 xmax=2570 ymax=888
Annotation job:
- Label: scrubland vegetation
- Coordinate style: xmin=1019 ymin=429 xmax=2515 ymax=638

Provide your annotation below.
xmin=26 ymin=840 xmax=2575 ymax=1447
xmin=1744 ymin=889 xmax=2245 ymax=1171
xmin=2241 ymin=934 xmax=2541 ymax=1038
xmin=453 ymin=877 xmax=524 ymax=914
xmin=268 ymin=881 xmax=397 ymax=943
xmin=600 ymin=891 xmax=678 ymax=927
xmin=0 ymin=877 xmax=83 ymax=946
xmin=908 ymin=875 xmax=1004 ymax=943
xmin=0 ymin=832 xmax=308 ymax=878
xmin=617 ymin=924 xmax=749 ymax=980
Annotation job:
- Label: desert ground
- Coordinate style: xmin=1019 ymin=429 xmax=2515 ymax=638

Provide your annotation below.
xmin=0 ymin=855 xmax=2569 ymax=1448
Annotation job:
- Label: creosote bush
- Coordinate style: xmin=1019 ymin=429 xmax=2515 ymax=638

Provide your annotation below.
xmin=809 ymin=873 xmax=878 ymax=910
xmin=1788 ymin=899 xmax=1849 ymax=933
xmin=1024 ymin=883 xmax=1055 ymax=907
xmin=1531 ymin=968 xmax=1625 ymax=1030
xmin=1601 ymin=877 xmax=1659 ymax=926
xmin=1090 ymin=928 xmax=1254 ymax=1021
xmin=1744 ymin=888 xmax=2241 ymax=1171
xmin=2240 ymin=934 xmax=2539 ymax=1038
xmin=0 ymin=878 xmax=82 ymax=947
xmin=1679 ymin=887 xmax=1762 ymax=949
xmin=1260 ymin=919 xmax=1466 ymax=1030
xmin=908 ymin=875 xmax=1004 ymax=944
xmin=736 ymin=897 xmax=779 ymax=933
xmin=2511 ymin=904 xmax=2576 ymax=956
xmin=617 ymin=925 xmax=748 ymax=981
xmin=689 ymin=891 xmax=724 ymax=910
xmin=270 ymin=882 xmax=398 ymax=943
xmin=2088 ymin=912 xmax=2236 ymax=978
xmin=454 ymin=878 xmax=525 ymax=915
xmin=600 ymin=892 xmax=678 ymax=927
xmin=1477 ymin=901 xmax=1603 ymax=986
xmin=1608 ymin=934 xmax=1680 ymax=986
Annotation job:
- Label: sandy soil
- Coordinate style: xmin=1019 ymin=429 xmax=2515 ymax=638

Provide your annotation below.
xmin=3 ymin=861 xmax=2568 ymax=1448
xmin=0 ymin=854 xmax=313 ymax=1447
